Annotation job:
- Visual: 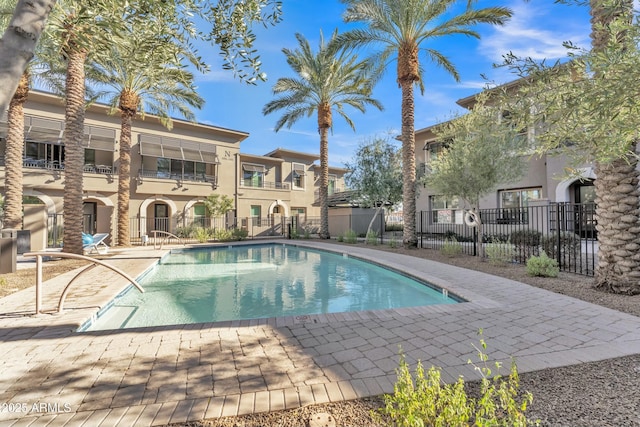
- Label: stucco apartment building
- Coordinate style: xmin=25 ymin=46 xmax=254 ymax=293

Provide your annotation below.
xmin=0 ymin=90 xmax=346 ymax=249
xmin=415 ymin=85 xmax=597 ymax=233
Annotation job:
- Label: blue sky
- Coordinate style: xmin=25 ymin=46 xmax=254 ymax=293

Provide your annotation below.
xmin=193 ymin=0 xmax=593 ymax=166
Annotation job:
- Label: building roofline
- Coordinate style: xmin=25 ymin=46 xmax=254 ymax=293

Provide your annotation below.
xmin=26 ymin=89 xmax=250 ymax=142
xmin=263 ymin=147 xmax=320 ymax=161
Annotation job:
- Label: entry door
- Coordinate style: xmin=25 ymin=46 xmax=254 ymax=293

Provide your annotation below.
xmin=574 ymin=182 xmax=596 ymax=239
xmin=83 ymin=202 xmax=97 ymax=235
xmin=154 ymin=204 xmax=169 ymax=232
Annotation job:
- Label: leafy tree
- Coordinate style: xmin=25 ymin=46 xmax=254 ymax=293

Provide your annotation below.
xmin=204 ymin=194 xmax=234 ymax=217
xmin=344 ymin=135 xmax=402 ymax=236
xmin=89 ymin=16 xmax=205 ymax=247
xmin=503 ymin=0 xmax=640 ymax=293
xmin=424 ymin=98 xmax=528 ymax=257
xmin=337 ymin=0 xmax=512 ymax=249
xmin=263 ymin=30 xmax=383 ymax=239
xmin=0 ymin=0 xmax=282 ymax=113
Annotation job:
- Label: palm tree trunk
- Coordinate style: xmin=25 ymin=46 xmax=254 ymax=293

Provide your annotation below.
xmin=0 ymin=0 xmax=55 ymax=114
xmin=318 ymin=103 xmax=331 ymax=239
xmin=117 ymin=108 xmax=134 ymax=246
xmin=590 ymin=0 xmax=640 ymax=293
xmin=400 ymin=79 xmax=417 ymax=249
xmin=62 ymin=48 xmax=87 ymax=255
xmin=3 ymin=71 xmax=29 ymax=230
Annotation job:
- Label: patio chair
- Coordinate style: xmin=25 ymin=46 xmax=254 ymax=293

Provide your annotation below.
xmin=83 ymin=233 xmax=110 ymax=255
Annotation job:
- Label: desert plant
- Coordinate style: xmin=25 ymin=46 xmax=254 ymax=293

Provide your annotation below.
xmin=376 ymin=334 xmax=536 ymax=427
xmin=337 ymin=234 xmax=344 ymax=242
xmin=510 ymin=229 xmax=542 ymax=263
xmin=485 ymin=240 xmax=515 ymax=266
xmin=541 ymin=231 xmax=581 ymax=266
xmin=526 ymin=251 xmax=560 ymax=277
xmin=344 ymin=229 xmax=358 ymax=244
xmin=440 ymin=238 xmax=462 ymax=257
xmin=388 ymin=236 xmax=398 ymax=248
xmin=366 ymin=230 xmax=378 ymax=245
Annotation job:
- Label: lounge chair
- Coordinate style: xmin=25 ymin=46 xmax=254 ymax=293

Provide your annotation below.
xmin=83 ymin=233 xmax=110 ymax=254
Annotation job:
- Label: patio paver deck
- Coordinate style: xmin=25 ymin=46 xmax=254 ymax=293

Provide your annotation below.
xmin=1 ymin=240 xmax=640 ymax=426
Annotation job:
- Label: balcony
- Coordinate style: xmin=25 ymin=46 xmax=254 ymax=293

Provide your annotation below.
xmin=138 ymin=169 xmax=217 ymax=185
xmin=241 ymin=179 xmax=291 ymax=190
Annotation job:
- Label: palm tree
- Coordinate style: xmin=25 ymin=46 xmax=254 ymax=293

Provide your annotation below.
xmin=588 ymin=0 xmax=640 ymax=293
xmin=45 ymin=0 xmax=119 ymax=254
xmin=338 ymin=0 xmax=511 ymax=248
xmin=89 ymin=21 xmax=205 ymax=247
xmin=2 ymin=71 xmax=28 ymax=230
xmin=263 ymin=30 xmax=383 ymax=239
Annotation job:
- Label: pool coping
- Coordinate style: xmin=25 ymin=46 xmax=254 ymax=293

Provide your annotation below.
xmin=2 ymin=239 xmax=640 ymax=426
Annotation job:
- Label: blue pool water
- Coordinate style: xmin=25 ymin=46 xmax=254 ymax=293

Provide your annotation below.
xmin=83 ymin=244 xmax=459 ymax=330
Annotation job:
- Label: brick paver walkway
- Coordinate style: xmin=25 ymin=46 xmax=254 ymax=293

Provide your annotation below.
xmin=1 ymin=241 xmax=640 ymax=426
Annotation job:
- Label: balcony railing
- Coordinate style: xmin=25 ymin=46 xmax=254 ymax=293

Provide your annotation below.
xmin=138 ymin=169 xmax=217 ymax=185
xmin=241 ymin=179 xmax=291 ymax=190
xmin=0 ymin=157 xmax=115 ymax=174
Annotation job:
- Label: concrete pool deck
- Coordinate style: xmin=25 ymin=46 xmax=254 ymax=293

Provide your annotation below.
xmin=1 ymin=240 xmax=640 ymax=426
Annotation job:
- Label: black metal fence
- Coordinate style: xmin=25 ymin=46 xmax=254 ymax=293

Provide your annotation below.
xmin=418 ymin=203 xmax=597 ymax=276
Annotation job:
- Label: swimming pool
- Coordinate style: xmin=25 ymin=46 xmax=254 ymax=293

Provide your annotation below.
xmin=82 ymin=244 xmax=460 ymax=331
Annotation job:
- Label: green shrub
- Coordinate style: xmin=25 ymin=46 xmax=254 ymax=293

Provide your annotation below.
xmin=526 ymin=251 xmax=559 ymax=277
xmin=376 ymin=334 xmax=536 ymax=427
xmin=366 ymin=230 xmax=378 ymax=245
xmin=213 ymin=228 xmax=233 ymax=242
xmin=510 ymin=229 xmax=542 ymax=263
xmin=485 ymin=241 xmax=515 ymax=266
xmin=192 ymin=227 xmax=211 ymax=243
xmin=440 ymin=238 xmax=462 ymax=257
xmin=344 ymin=229 xmax=358 ymax=244
xmin=0 ymin=277 xmax=6 ymax=287
xmin=388 ymin=236 xmax=398 ymax=248
xmin=337 ymin=234 xmax=344 ymax=242
xmin=232 ymin=228 xmax=248 ymax=241
xmin=540 ymin=232 xmax=581 ymax=265
xmin=290 ymin=227 xmax=300 ymax=239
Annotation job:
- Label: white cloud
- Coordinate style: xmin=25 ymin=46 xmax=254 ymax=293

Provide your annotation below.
xmin=479 ymin=2 xmax=590 ymax=63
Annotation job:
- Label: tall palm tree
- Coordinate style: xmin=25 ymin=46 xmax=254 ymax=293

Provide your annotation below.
xmin=263 ymin=30 xmax=383 ymax=239
xmin=338 ymin=0 xmax=511 ymax=248
xmin=2 ymin=71 xmax=28 ymax=230
xmin=46 ymin=0 xmax=120 ymax=254
xmin=89 ymin=21 xmax=205 ymax=247
xmin=588 ymin=0 xmax=640 ymax=293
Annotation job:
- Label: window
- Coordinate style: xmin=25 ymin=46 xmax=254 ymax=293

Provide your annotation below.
xmin=430 ymin=195 xmax=460 ymax=224
xmin=84 ymin=148 xmax=95 ymax=165
xmin=328 ymin=175 xmax=337 ymax=195
xmin=242 ymin=164 xmax=264 ymax=187
xmin=498 ymin=188 xmax=541 ymax=224
xmin=500 ymin=188 xmax=541 ymax=208
xmin=250 ymin=205 xmax=261 ymax=226
xmin=193 ymin=204 xmax=206 ymax=227
xmin=292 ymin=163 xmax=306 ymax=189
xmin=157 ymin=158 xmax=170 ymax=178
xmin=171 ymin=159 xmax=206 ymax=180
xmin=292 ymin=207 xmax=306 ymax=220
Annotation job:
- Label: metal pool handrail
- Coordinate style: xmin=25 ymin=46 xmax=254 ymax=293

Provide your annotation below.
xmin=149 ymin=230 xmax=186 ymax=249
xmin=23 ymin=251 xmax=145 ymax=314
